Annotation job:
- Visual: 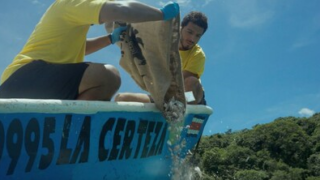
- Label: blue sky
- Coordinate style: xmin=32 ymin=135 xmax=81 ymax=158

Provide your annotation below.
xmin=0 ymin=0 xmax=319 ymax=135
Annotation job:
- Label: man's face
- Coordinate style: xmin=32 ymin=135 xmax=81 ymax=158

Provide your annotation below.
xmin=179 ymin=22 xmax=205 ymax=50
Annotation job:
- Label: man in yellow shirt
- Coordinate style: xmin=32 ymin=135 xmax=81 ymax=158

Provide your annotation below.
xmin=0 ymin=0 xmax=179 ymax=101
xmin=115 ymin=11 xmax=208 ymax=104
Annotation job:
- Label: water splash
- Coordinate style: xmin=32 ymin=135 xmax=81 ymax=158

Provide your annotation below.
xmin=164 ymin=98 xmax=203 ymax=180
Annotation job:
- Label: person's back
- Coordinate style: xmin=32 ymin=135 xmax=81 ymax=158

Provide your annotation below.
xmin=1 ymin=0 xmax=101 ymax=83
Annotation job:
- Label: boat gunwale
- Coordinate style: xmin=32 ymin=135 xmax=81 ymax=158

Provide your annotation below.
xmin=0 ymin=99 xmax=213 ymax=115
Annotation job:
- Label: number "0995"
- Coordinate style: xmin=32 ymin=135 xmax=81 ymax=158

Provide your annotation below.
xmin=0 ymin=118 xmax=55 ymax=175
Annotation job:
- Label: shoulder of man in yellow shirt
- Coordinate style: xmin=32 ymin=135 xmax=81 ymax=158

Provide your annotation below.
xmin=180 ymin=44 xmax=206 ymax=78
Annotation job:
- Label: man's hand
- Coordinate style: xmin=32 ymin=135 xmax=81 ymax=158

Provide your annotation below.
xmin=110 ymin=26 xmax=127 ymax=44
xmin=160 ymin=2 xmax=180 ymax=21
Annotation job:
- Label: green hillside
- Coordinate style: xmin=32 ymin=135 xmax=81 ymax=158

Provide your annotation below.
xmin=191 ymin=113 xmax=320 ymax=180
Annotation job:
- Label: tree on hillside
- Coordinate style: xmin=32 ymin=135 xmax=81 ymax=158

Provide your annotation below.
xmin=196 ymin=113 xmax=320 ymax=180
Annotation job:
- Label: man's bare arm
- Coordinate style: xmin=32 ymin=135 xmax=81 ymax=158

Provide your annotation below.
xmin=99 ymin=1 xmax=163 ymax=24
xmin=183 ymin=70 xmax=199 ymax=79
xmin=85 ymin=35 xmax=112 ymax=55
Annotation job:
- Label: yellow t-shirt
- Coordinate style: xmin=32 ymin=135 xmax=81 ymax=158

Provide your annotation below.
xmin=1 ymin=0 xmax=105 ymax=83
xmin=179 ymin=44 xmax=206 ymax=78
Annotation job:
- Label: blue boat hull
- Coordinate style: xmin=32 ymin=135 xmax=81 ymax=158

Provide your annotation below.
xmin=0 ymin=99 xmax=212 ymax=180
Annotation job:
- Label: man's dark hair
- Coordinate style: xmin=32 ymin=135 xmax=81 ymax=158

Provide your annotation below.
xmin=181 ymin=11 xmax=208 ymax=34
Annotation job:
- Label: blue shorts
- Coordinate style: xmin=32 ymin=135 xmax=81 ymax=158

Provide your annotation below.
xmin=198 ymin=91 xmax=207 ymax=105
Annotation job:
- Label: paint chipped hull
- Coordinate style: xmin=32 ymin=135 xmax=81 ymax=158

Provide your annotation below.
xmin=0 ymin=99 xmax=212 ymax=180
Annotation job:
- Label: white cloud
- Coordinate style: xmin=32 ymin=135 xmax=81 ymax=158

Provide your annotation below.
xmin=29 ymin=0 xmax=47 ymax=7
xmin=230 ymin=11 xmax=274 ymax=29
xmin=224 ymin=0 xmax=275 ymax=29
xmin=31 ymin=0 xmax=39 ymax=4
xmin=290 ymin=13 xmax=320 ymax=50
xmin=204 ymin=0 xmax=214 ymax=6
xmin=298 ymin=108 xmax=315 ymax=117
xmin=291 ymin=39 xmax=314 ymax=50
xmin=258 ymin=93 xmax=320 ymax=122
xmin=177 ymin=0 xmax=191 ymax=6
xmin=265 ymin=93 xmax=320 ymax=115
